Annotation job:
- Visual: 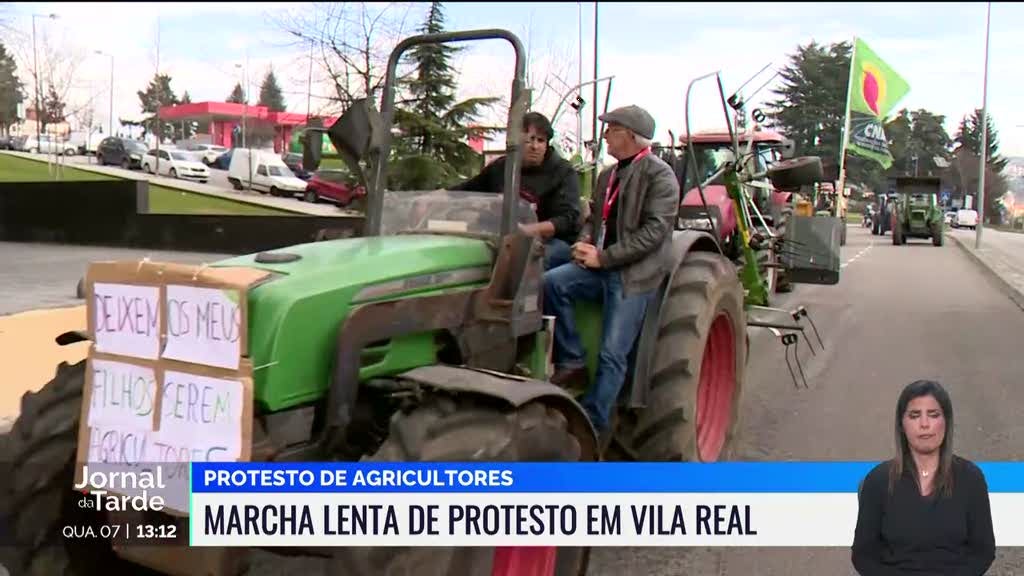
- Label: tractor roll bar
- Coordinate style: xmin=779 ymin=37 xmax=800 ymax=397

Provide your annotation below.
xmin=368 ymin=29 xmax=528 ymax=239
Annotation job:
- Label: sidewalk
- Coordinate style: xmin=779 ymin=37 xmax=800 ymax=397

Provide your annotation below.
xmin=950 ymin=227 xmax=1024 ymax=311
xmin=2 ymin=150 xmax=353 ymax=217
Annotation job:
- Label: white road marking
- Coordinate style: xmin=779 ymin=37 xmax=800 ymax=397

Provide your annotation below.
xmin=840 ymin=242 xmax=873 ymax=269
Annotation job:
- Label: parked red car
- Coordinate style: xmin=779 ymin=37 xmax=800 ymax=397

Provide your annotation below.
xmin=303 ymin=169 xmax=366 ymax=208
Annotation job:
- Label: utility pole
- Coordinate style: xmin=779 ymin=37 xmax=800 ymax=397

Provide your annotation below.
xmin=95 ymin=51 xmax=114 ymax=136
xmin=576 ymin=1 xmax=582 ymax=153
xmin=32 ymin=16 xmax=40 ymax=142
xmin=31 ymin=13 xmax=58 ymax=143
xmin=155 ymin=16 xmax=162 ymax=173
xmin=591 ymin=2 xmax=598 ymax=164
xmin=305 ymin=39 xmax=313 ymax=123
xmin=976 ymin=1 xmax=991 ymax=249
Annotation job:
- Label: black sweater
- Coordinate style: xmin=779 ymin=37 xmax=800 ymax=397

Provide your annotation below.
xmin=852 ymin=457 xmax=995 ymax=576
xmin=451 ymin=149 xmax=581 ymax=244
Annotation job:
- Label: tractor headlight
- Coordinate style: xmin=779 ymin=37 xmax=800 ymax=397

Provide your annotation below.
xmin=679 ymin=214 xmax=719 ymax=232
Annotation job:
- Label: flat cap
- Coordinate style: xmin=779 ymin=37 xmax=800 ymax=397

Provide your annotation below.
xmin=600 ymin=105 xmax=656 ymax=140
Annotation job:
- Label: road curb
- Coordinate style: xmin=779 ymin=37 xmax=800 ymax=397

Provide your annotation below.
xmin=950 ymin=232 xmax=1024 ymax=312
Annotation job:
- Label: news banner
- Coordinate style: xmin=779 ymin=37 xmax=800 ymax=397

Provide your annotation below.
xmin=170 ymin=462 xmax=1024 ymax=547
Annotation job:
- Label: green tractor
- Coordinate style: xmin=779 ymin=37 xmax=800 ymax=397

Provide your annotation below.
xmin=1 ymin=30 xmax=835 ymax=576
xmin=890 ymin=176 xmax=944 ymax=246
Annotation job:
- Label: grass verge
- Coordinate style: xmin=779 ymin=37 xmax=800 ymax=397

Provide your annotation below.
xmin=0 ymin=153 xmax=293 ymax=215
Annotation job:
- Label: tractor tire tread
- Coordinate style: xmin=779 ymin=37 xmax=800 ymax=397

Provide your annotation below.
xmin=1 ymin=360 xmax=133 ymax=576
xmin=630 ymin=250 xmax=746 ymax=463
xmin=333 ymin=394 xmax=586 ymax=576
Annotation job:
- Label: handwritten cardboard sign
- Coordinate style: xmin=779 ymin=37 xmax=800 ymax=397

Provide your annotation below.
xmin=76 ymin=353 xmax=255 ymax=515
xmin=84 ymin=260 xmax=271 ymax=363
xmin=87 ymin=357 xmax=158 ymax=430
xmin=79 ymin=259 xmax=269 ymax=515
xmin=163 ymin=285 xmax=245 ymax=370
xmin=91 ymin=282 xmax=161 ymax=359
xmin=157 ymin=369 xmax=246 ymax=460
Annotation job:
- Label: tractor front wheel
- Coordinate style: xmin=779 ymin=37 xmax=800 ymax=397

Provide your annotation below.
xmin=631 ymin=250 xmax=747 ymax=463
xmin=331 ymin=395 xmax=589 ymax=576
xmin=0 ymin=361 xmax=140 ymax=576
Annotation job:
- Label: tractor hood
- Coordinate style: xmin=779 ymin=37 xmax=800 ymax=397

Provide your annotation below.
xmin=211 ymin=234 xmax=495 ymax=410
xmin=679 ymin=185 xmax=738 ymax=238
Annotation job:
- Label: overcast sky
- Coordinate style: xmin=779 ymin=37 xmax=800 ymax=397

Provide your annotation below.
xmin=5 ymin=2 xmax=1021 ymax=157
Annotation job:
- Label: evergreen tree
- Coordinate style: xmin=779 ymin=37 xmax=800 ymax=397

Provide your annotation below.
xmin=883 ymin=108 xmax=953 ymax=177
xmin=391 ymin=1 xmax=500 ymax=189
xmin=41 ymin=85 xmax=65 ymax=125
xmin=227 ymin=82 xmax=246 ymax=104
xmin=767 ymin=40 xmax=883 ymax=192
xmin=954 ymin=109 xmax=1008 ymax=173
xmin=258 ymin=69 xmax=286 ymax=111
xmin=0 ymin=41 xmax=24 ymax=136
xmin=181 ymin=91 xmax=192 ymax=104
xmin=137 ymin=73 xmax=179 ymax=138
xmin=951 ymin=109 xmax=1009 ymax=222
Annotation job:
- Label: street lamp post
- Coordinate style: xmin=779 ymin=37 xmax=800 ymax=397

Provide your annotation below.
xmin=31 ymin=13 xmax=58 ymax=142
xmin=234 ymin=61 xmax=247 ymax=149
xmin=235 ymin=57 xmax=250 ymax=191
xmin=290 ymin=31 xmax=313 ymax=123
xmin=976 ymin=1 xmax=991 ymax=250
xmin=95 ymin=51 xmax=114 ymax=137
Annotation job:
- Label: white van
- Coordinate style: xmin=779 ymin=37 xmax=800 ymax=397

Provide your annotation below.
xmin=955 ymin=209 xmax=978 ymax=229
xmin=227 ymin=148 xmax=308 ymax=197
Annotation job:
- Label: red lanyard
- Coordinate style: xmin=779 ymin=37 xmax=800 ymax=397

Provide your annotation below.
xmin=603 ymin=147 xmax=651 ymax=219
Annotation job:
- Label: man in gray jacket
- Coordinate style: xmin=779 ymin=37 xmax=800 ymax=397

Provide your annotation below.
xmin=543 ymin=104 xmax=680 ymax=438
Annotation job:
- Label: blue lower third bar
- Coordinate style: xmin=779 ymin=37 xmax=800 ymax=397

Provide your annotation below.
xmin=190 ymin=462 xmax=1024 ymax=494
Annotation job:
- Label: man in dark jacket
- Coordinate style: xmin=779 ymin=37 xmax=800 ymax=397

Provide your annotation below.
xmin=543 ymin=104 xmax=679 ymax=438
xmin=451 ymin=112 xmax=581 ymax=270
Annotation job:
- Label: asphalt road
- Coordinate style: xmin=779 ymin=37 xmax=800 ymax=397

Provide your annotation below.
xmin=0 ymin=242 xmax=233 ymax=316
xmin=3 ymin=223 xmax=1024 ymax=575
xmin=587 ymin=224 xmax=1024 ymax=575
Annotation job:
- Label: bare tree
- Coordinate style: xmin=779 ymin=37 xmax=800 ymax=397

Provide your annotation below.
xmin=65 ymin=85 xmax=103 ymax=132
xmin=0 ymin=4 xmax=15 ymax=40
xmin=5 ymin=21 xmax=85 ymax=135
xmin=460 ymin=17 xmax=579 ymax=154
xmin=276 ymin=2 xmax=422 ymax=114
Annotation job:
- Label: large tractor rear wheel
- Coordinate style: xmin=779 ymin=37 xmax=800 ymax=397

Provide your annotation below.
xmin=0 ymin=361 xmax=142 ymax=576
xmin=774 ymin=204 xmax=794 ymax=293
xmin=332 ymin=395 xmax=589 ymax=576
xmin=631 ymin=250 xmax=747 ymax=463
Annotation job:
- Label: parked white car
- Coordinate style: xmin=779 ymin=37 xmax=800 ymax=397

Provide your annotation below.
xmin=20 ymin=134 xmax=77 ymax=155
xmin=141 ymin=148 xmax=210 ymax=183
xmin=181 ymin=142 xmax=228 ymax=165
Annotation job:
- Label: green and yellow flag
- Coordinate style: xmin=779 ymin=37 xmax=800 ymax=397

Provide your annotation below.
xmin=844 ymin=37 xmax=910 ymax=168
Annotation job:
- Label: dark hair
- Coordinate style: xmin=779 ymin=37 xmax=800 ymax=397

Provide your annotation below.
xmin=523 ymin=112 xmax=554 ymax=141
xmin=888 ymin=380 xmax=955 ymax=498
